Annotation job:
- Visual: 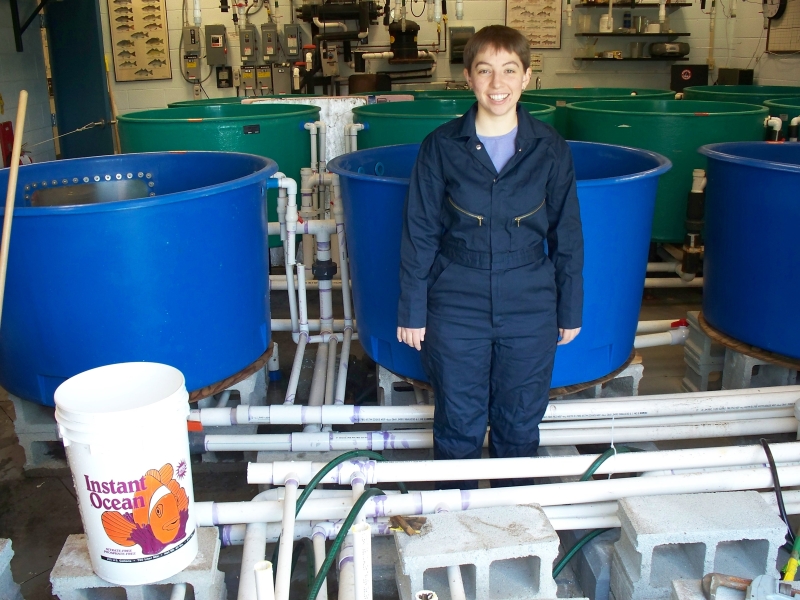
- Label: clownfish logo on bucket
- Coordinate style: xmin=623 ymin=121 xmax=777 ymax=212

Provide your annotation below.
xmin=90 ymin=462 xmax=190 ymax=556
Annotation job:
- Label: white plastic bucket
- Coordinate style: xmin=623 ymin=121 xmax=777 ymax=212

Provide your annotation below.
xmin=54 ymin=362 xmax=197 ymax=585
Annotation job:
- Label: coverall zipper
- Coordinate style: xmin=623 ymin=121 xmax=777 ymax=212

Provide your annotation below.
xmin=449 ymin=197 xmax=484 ymax=226
xmin=514 ymin=199 xmax=546 ymax=227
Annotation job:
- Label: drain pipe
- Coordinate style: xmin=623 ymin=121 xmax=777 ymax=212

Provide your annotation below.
xmin=636 ymin=319 xmax=686 ymax=334
xmin=283 ymin=264 xmax=309 ymax=405
xmin=204 ymin=416 xmax=797 ymax=452
xmin=254 ymin=562 xmax=275 ymax=600
xmin=238 ymin=491 xmax=273 ymax=600
xmin=304 ymin=123 xmax=319 ymax=171
xmin=274 ymin=474 xmax=299 ymax=600
xmin=311 ymin=526 xmax=330 ymax=600
xmin=765 ymin=116 xmax=783 ymax=141
xmin=352 ymin=522 xmax=373 ymax=600
xmin=338 ymin=536 xmax=356 ymax=600
xmin=190 ymin=386 xmax=800 ymax=426
xmin=349 ymin=123 xmax=365 ymax=153
xmin=332 ymin=176 xmax=355 ymax=405
xmin=789 ymin=116 xmax=800 ymax=142
xmin=634 ymin=326 xmax=689 ymax=349
xmin=198 ymin=463 xmax=800 ymax=526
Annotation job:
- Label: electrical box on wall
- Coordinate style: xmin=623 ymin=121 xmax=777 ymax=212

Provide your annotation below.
xmin=261 ymin=23 xmax=278 ymax=60
xmin=240 ymin=24 xmax=259 ymax=65
xmin=272 ymin=63 xmax=292 ymax=94
xmin=717 ymin=68 xmax=754 ymax=85
xmin=449 ymin=27 xmax=474 ymax=64
xmin=183 ymin=54 xmax=201 ymax=82
xmin=283 ymin=24 xmax=301 ymax=59
xmin=216 ymin=65 xmax=233 ymax=88
xmin=206 ymin=24 xmax=229 ymax=65
xmin=670 ymin=64 xmax=709 ymax=92
xmin=241 ymin=65 xmax=256 ymax=94
xmin=256 ymin=65 xmax=272 ymax=94
xmin=184 ymin=26 xmax=202 ymax=53
xmin=321 ymin=43 xmax=339 ymax=77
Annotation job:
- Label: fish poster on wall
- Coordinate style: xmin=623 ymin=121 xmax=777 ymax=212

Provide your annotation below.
xmin=506 ymin=0 xmax=562 ymax=49
xmin=107 ymin=0 xmax=172 ymax=82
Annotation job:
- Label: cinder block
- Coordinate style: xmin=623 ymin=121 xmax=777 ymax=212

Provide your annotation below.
xmin=8 ymin=394 xmax=58 ymax=435
xmin=685 ymin=312 xmax=725 ymax=366
xmin=681 ymin=359 xmax=722 ymax=393
xmin=394 ymin=505 xmax=560 ymax=600
xmin=670 ymin=579 xmax=705 ymax=600
xmin=555 ymin=357 xmax=643 ymax=400
xmin=378 ymin=364 xmax=433 ymax=461
xmin=721 ymin=350 xmax=799 ymax=390
xmin=18 ymin=431 xmax=67 ymax=471
xmin=611 ymin=492 xmax=786 ymax=600
xmin=50 ymin=527 xmax=226 ymax=600
xmin=0 ymin=539 xmax=23 ymax=600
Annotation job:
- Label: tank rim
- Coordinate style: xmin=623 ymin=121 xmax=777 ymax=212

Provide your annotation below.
xmin=352 ymin=99 xmax=555 ymax=119
xmin=522 ymin=87 xmax=674 ymax=96
xmin=327 ymin=141 xmax=671 ymax=186
xmin=118 ymin=103 xmax=320 ymax=123
xmin=566 ymin=99 xmax=769 ymax=116
xmin=684 ymin=85 xmax=800 ymax=96
xmin=764 ymin=96 xmax=800 ymax=109
xmin=699 ymin=142 xmax=800 ymax=174
xmin=0 ymin=151 xmax=278 ymax=216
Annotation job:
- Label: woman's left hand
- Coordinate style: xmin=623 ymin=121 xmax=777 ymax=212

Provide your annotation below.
xmin=558 ymin=327 xmax=581 ymax=345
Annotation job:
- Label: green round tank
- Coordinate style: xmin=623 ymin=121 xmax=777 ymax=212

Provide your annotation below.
xmin=351 ymin=90 xmax=423 ymax=98
xmin=521 ymin=88 xmax=676 ymax=136
xmin=118 ymin=103 xmax=320 ymax=247
xmin=684 ymin=85 xmax=800 ymax=105
xmin=764 ymin=97 xmax=800 ymax=138
xmin=352 ymin=99 xmax=556 ymax=148
xmin=168 ymin=95 xmax=320 ymax=108
xmin=567 ymin=99 xmax=768 ymax=242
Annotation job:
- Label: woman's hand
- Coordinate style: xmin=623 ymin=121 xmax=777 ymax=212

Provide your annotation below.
xmin=558 ymin=327 xmax=581 ymax=346
xmin=397 ymin=327 xmax=426 ymax=350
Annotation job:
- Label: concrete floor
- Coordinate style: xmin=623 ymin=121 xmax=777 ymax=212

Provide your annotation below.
xmin=0 ymin=286 xmax=705 ymax=600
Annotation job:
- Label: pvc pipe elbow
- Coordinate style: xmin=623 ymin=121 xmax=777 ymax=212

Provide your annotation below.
xmin=765 ymin=116 xmax=782 ymax=132
xmin=314 ymin=120 xmax=327 ymax=133
xmin=304 ymin=122 xmax=318 ymax=134
xmin=792 ymin=116 xmax=800 ymax=126
xmin=670 ymin=326 xmax=689 ymax=345
xmin=691 ymin=169 xmax=707 ymax=193
xmin=279 ymin=177 xmax=298 ymax=196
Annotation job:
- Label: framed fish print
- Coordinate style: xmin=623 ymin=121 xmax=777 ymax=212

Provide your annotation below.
xmin=108 ymin=0 xmax=172 ymax=81
xmin=506 ymin=0 xmax=562 ymax=49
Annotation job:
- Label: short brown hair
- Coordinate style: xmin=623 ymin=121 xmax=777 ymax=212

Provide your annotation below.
xmin=462 ymin=26 xmax=531 ymax=73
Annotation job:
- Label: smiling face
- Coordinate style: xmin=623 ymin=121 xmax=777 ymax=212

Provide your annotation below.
xmin=464 ymin=46 xmax=532 ymax=122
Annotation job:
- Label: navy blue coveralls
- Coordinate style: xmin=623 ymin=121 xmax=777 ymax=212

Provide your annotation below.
xmin=397 ymin=103 xmax=584 ymax=487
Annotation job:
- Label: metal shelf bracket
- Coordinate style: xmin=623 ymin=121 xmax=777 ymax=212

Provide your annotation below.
xmin=10 ymin=0 xmax=54 ymax=52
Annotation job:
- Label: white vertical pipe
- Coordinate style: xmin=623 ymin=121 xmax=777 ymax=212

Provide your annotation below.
xmin=338 ymin=537 xmax=356 ymax=600
xmin=315 ymin=121 xmax=327 ymax=172
xmin=303 ymin=342 xmax=329 ymax=430
xmin=352 ymin=523 xmax=373 ymax=600
xmin=324 ymin=337 xmax=337 ymax=406
xmin=254 ymin=562 xmax=276 ymax=600
xmin=312 ymin=530 xmax=329 ymax=600
xmin=447 ymin=566 xmax=466 ymax=600
xmin=284 ymin=263 xmax=309 ymax=404
xmin=304 ymin=123 xmax=318 ymax=171
xmin=274 ymin=475 xmax=299 ymax=600
xmin=238 ymin=490 xmax=273 ymax=600
xmin=331 ymin=176 xmax=355 ymax=405
xmin=171 ymin=583 xmax=187 ymax=600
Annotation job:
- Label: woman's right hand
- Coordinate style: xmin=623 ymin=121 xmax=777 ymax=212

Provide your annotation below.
xmin=397 ymin=327 xmax=426 ymax=351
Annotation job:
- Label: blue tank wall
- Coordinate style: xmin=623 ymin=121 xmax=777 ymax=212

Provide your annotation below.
xmin=699 ymin=142 xmax=800 ymax=359
xmin=0 ymin=151 xmax=277 ymax=405
xmin=329 ymin=142 xmax=670 ymax=387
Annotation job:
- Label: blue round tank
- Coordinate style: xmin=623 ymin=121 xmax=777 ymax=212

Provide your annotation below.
xmin=698 ymin=142 xmax=800 ymax=359
xmin=329 ymin=142 xmax=670 ymax=386
xmin=0 ymin=151 xmax=277 ymax=406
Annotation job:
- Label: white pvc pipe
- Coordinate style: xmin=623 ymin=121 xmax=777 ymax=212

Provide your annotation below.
xmin=352 ymin=522 xmax=373 ymax=600
xmin=208 ymin=417 xmax=797 ymax=453
xmin=198 ymin=464 xmax=800 ymax=526
xmin=303 ymin=339 xmax=329 ymax=429
xmin=252 ymin=441 xmax=800 ymax=486
xmin=634 ymin=327 xmax=688 ymax=349
xmin=271 ymin=318 xmax=350 ymax=332
xmin=447 ymin=566 xmax=466 ymax=600
xmin=324 ymin=336 xmax=337 ymax=407
xmin=254 ymin=562 xmax=275 ymax=600
xmin=273 ymin=475 xmax=298 ymax=600
xmin=636 ymin=319 xmax=683 ymax=334
xmin=646 ymin=261 xmax=680 ymax=273
xmin=312 ymin=530 xmax=329 ymax=600
xmin=332 ymin=176 xmax=355 ymax=405
xmin=645 ymin=277 xmax=703 ymax=288
xmin=190 ymin=386 xmax=800 ymax=426
xmin=171 ymin=583 xmax=187 ymax=600
xmin=339 ymin=537 xmax=356 ymax=600
xmin=304 ymin=123 xmax=318 ymax=171
xmin=284 ymin=264 xmax=309 ymax=404
xmin=239 ymin=490 xmax=273 ymax=600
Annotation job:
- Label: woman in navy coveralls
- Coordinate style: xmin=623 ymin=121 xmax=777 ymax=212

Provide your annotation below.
xmin=396 ymin=26 xmax=585 ymax=488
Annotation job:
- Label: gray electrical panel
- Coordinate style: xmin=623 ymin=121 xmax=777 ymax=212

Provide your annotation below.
xmin=261 ymin=22 xmax=278 ymax=60
xmin=283 ymin=24 xmax=301 ymax=59
xmin=205 ymin=24 xmax=228 ymax=66
xmin=183 ymin=26 xmax=202 ymax=82
xmin=240 ymin=24 xmax=258 ymax=65
xmin=183 ymin=26 xmax=202 ymax=53
xmin=272 ymin=63 xmax=292 ymax=94
xmin=256 ymin=65 xmax=272 ymax=95
xmin=321 ymin=43 xmax=339 ymax=77
xmin=241 ymin=65 xmax=256 ymax=94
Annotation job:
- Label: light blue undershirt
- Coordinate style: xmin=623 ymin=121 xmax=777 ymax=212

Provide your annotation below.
xmin=477 ymin=125 xmax=518 ymax=173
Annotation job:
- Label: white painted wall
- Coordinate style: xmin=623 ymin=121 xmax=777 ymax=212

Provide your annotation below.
xmin=98 ymin=0 xmax=800 ymax=113
xmin=0 ymin=0 xmax=56 ymax=163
